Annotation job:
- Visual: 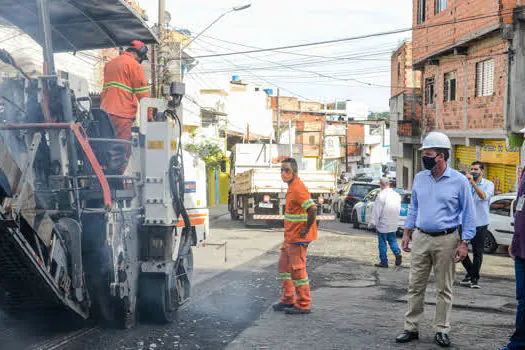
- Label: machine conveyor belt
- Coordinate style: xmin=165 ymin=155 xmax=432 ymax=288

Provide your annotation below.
xmin=0 ymin=219 xmax=88 ymax=318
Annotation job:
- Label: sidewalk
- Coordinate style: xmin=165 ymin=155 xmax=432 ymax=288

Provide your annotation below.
xmin=210 ymin=204 xmax=230 ymax=221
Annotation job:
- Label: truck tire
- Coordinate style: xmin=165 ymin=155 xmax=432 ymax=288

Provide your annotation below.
xmin=229 ymin=196 xmax=239 ymax=220
xmin=243 ymin=205 xmax=250 ymax=227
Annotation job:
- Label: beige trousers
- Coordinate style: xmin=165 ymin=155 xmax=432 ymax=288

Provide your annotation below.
xmin=404 ymin=229 xmax=460 ymax=334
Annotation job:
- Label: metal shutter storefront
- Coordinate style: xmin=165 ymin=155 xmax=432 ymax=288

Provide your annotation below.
xmin=454 ymin=146 xmax=477 ymax=173
xmin=482 ymin=140 xmax=517 ymax=194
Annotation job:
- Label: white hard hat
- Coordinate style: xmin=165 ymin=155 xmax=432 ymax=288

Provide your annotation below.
xmin=419 ymin=131 xmax=452 ymax=150
xmin=520 ymin=127 xmax=525 ymax=133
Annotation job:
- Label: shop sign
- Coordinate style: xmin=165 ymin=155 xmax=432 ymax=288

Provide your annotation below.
xmin=480 ymin=144 xmax=520 ymax=165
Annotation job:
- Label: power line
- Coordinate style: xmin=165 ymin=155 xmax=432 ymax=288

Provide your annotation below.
xmin=183 ymin=10 xmax=514 ymax=60
xmin=195 ymin=36 xmax=389 ymax=87
xmin=191 ymin=40 xmax=314 ymax=101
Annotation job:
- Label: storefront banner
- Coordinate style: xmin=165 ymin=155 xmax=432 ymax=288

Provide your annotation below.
xmin=480 ymin=144 xmax=520 ymax=165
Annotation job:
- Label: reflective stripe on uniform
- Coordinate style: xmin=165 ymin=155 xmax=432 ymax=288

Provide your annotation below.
xmin=133 ymin=86 xmax=149 ymax=93
xmin=280 ymin=272 xmax=291 ymax=280
xmin=293 ymin=277 xmax=309 ymax=287
xmin=103 ymin=81 xmax=148 ymax=94
xmin=285 ymin=213 xmax=308 ymax=222
xmin=301 ymin=199 xmax=315 ymax=210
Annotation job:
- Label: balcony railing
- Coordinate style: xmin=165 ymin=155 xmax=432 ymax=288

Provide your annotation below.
xmin=398 ymin=120 xmax=421 ymax=137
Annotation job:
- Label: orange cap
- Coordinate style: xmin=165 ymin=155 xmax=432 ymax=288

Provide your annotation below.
xmin=129 ymin=40 xmax=146 ymax=50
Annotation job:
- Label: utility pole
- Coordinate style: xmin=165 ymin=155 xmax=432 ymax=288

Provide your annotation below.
xmin=345 ymin=120 xmax=348 ymax=172
xmin=276 ymin=88 xmax=281 ymax=142
xmin=289 ymin=119 xmax=293 ymax=157
xmin=159 ymin=0 xmax=165 ymax=39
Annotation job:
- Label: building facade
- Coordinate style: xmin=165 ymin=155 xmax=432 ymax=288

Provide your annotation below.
xmin=410 ymin=0 xmax=525 ymax=193
xmin=390 ymin=42 xmax=422 ymax=190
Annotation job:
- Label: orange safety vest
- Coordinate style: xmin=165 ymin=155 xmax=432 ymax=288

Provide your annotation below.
xmin=101 ymin=52 xmax=149 ymax=119
xmin=284 ymin=177 xmax=317 ymax=244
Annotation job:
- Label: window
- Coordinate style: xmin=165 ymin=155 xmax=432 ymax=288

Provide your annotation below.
xmin=425 ymin=77 xmax=434 ymax=105
xmin=444 ymin=71 xmax=457 ymax=102
xmin=417 ymin=0 xmax=426 ymax=24
xmin=476 ymin=59 xmax=494 ymax=97
xmin=397 ymin=62 xmax=401 ymax=78
xmin=309 ymin=135 xmax=315 ymax=145
xmin=365 ymin=189 xmax=380 ymax=202
xmin=490 ymin=199 xmax=513 ymax=216
xmin=435 ymin=0 xmax=447 ymax=14
xmin=348 ymin=184 xmax=380 ymax=199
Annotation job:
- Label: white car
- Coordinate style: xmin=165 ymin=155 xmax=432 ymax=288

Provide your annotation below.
xmin=351 ymin=188 xmax=411 ymax=235
xmin=486 ymin=193 xmax=516 ymax=253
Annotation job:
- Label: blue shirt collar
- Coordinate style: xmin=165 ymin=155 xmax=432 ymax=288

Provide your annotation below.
xmin=425 ymin=166 xmax=452 ymax=179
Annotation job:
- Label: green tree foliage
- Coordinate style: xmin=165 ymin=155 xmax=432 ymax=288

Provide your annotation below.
xmin=184 ymin=141 xmax=225 ymax=168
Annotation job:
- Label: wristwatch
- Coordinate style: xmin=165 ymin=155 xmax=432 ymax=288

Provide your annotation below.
xmin=462 ymin=239 xmax=471 ymax=245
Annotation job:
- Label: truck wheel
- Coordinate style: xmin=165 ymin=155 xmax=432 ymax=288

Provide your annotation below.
xmin=243 ymin=205 xmax=250 ymax=227
xmin=484 ymin=231 xmax=498 ymax=254
xmin=352 ymin=211 xmax=360 ymax=229
xmin=229 ymin=196 xmax=239 ymax=220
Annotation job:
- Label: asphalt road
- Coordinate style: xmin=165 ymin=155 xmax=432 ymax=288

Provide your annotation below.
xmin=0 ymin=211 xmax=518 ymax=350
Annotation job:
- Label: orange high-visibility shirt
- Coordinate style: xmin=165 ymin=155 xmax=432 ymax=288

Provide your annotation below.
xmin=284 ymin=177 xmax=317 ymax=244
xmin=101 ymin=52 xmax=149 ymax=119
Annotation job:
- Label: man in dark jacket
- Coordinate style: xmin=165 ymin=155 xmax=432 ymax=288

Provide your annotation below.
xmin=499 ymin=164 xmax=525 ymax=349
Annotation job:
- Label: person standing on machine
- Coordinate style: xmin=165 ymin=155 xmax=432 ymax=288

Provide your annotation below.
xmin=101 ymin=40 xmax=149 ymax=174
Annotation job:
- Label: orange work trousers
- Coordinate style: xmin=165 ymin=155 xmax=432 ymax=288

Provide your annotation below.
xmin=108 ymin=114 xmax=133 ymax=174
xmin=278 ymin=242 xmax=311 ymax=310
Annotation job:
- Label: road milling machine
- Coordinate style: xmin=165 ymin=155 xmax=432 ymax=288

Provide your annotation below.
xmin=0 ymin=0 xmax=208 ymax=328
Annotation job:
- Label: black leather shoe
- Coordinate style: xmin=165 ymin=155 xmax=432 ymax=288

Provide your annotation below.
xmin=435 ymin=332 xmax=451 ymax=347
xmin=395 ymin=330 xmax=419 ymax=343
xmin=375 ymin=263 xmax=388 ymax=268
xmin=272 ymin=302 xmax=293 ymax=312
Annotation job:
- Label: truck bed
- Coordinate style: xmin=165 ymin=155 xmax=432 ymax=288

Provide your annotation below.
xmin=231 ymin=169 xmax=336 ymax=195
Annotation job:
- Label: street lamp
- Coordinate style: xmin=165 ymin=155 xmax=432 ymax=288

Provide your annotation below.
xmin=182 ymin=3 xmax=251 ymax=49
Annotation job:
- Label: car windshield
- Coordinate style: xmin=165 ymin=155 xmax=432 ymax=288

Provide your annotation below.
xmin=349 ymin=184 xmax=378 ymax=198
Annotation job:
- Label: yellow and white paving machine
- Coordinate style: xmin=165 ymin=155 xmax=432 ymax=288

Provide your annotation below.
xmin=0 ymin=0 xmax=207 ymax=328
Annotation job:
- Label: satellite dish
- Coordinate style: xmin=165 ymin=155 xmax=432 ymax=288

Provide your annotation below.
xmin=164 ymin=11 xmax=172 ymax=26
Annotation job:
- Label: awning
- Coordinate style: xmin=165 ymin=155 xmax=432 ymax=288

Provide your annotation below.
xmin=0 ymin=0 xmax=158 ymax=53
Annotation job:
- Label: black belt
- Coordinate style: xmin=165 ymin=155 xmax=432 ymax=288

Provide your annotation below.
xmin=417 ymin=227 xmax=458 ymax=237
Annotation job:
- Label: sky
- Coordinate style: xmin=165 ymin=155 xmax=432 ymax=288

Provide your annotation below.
xmin=139 ymin=0 xmax=413 ymax=112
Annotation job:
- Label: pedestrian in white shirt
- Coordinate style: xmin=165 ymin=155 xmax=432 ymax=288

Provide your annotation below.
xmin=369 ymin=178 xmax=402 ymax=268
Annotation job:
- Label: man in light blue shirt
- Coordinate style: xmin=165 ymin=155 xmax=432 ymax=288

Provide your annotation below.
xmin=396 ymin=132 xmax=476 ymax=348
xmin=459 ymin=161 xmax=494 ymax=289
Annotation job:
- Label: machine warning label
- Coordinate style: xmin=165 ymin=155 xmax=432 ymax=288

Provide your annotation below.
xmin=147 ymin=140 xmax=164 ymax=150
xmin=184 ymin=181 xmax=197 ymax=193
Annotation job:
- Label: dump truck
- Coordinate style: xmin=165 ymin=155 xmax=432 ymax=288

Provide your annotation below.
xmin=228 ymin=144 xmax=336 ymax=226
xmin=0 ymin=0 xmax=208 ymax=328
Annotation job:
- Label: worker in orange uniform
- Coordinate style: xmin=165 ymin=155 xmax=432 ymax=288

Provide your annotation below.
xmin=101 ymin=40 xmax=149 ymax=174
xmin=273 ymin=157 xmax=317 ymax=315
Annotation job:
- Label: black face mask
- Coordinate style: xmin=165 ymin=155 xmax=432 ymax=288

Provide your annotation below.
xmin=470 ymin=172 xmax=481 ymax=180
xmin=422 ymin=156 xmax=437 ymax=170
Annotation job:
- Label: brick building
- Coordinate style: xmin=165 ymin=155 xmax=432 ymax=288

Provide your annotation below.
xmin=270 ymin=96 xmax=348 ymax=170
xmin=411 ymin=0 xmax=525 ymax=193
xmin=271 ymin=96 xmax=325 ymax=170
xmin=390 ymin=42 xmax=422 ymax=190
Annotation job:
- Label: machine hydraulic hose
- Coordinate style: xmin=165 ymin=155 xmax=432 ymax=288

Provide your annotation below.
xmin=166 ymin=109 xmax=191 ymax=230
